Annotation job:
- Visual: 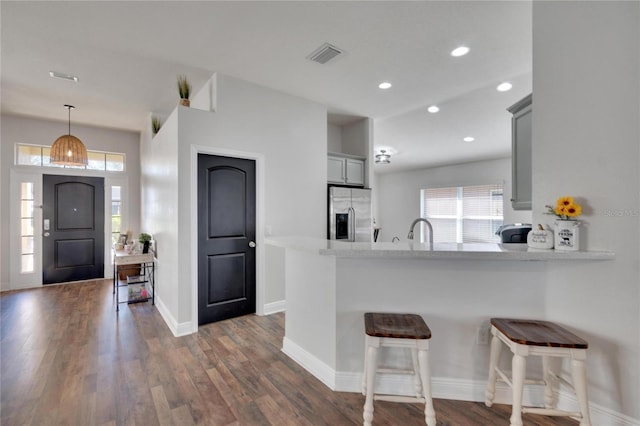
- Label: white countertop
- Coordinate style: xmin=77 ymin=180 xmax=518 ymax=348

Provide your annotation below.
xmin=265 ymin=236 xmax=614 ymax=261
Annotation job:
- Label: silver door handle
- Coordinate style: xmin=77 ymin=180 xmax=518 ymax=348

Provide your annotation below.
xmin=249 ymin=241 xmax=256 ymax=248
xmin=44 ymin=232 xmax=50 ymax=237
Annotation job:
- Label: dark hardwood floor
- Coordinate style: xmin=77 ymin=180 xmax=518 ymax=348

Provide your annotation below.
xmin=1 ymin=280 xmax=578 ymax=425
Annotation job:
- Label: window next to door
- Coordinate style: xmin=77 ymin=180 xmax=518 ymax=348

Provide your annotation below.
xmin=20 ymin=182 xmax=35 ymax=273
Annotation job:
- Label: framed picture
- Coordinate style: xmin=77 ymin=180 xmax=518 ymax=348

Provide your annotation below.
xmin=119 ymin=234 xmax=128 ymax=245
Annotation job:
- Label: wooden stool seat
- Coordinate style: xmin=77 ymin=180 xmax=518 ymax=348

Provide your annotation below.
xmin=485 ymin=318 xmax=591 ymax=426
xmin=363 ymin=313 xmax=436 ymax=426
xmin=491 ymin=318 xmax=588 ymax=349
xmin=365 ymin=312 xmax=432 ymax=339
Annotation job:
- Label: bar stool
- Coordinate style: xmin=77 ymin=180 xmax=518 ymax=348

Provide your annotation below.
xmin=485 ymin=318 xmax=591 ymax=426
xmin=362 ymin=312 xmax=436 ymax=426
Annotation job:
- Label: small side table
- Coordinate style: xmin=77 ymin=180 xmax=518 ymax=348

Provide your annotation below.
xmin=113 ymin=250 xmax=155 ymax=312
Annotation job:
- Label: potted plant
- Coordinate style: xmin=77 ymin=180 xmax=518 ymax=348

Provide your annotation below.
xmin=139 ymin=232 xmax=152 ymax=254
xmin=177 ymin=75 xmax=191 ymax=107
xmin=151 ymin=116 xmax=161 ymax=135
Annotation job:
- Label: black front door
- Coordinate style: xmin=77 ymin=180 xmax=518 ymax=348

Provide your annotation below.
xmin=42 ymin=175 xmax=105 ymax=284
xmin=198 ymin=154 xmax=256 ymax=325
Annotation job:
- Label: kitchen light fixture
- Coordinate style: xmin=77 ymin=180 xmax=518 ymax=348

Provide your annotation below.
xmin=427 ymin=105 xmax=440 ymax=113
xmin=50 ymin=104 xmax=88 ymax=166
xmin=463 ymin=136 xmax=475 ymax=142
xmin=375 ymin=150 xmax=391 ymax=164
xmin=378 ymin=82 xmax=392 ymax=89
xmin=49 ymin=71 xmax=79 ymax=83
xmin=497 ymin=82 xmax=513 ymax=92
xmin=451 ymin=46 xmax=470 ymax=57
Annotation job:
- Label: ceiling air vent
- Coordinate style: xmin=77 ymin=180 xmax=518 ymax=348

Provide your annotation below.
xmin=307 ymin=43 xmax=343 ymax=64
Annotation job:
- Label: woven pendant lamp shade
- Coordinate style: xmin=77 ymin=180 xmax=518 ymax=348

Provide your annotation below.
xmin=50 ymin=104 xmax=88 ymax=167
xmin=50 ymin=134 xmax=88 ymax=166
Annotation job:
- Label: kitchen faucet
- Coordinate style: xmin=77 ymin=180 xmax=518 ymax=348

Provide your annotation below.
xmin=407 ymin=218 xmax=433 ymax=245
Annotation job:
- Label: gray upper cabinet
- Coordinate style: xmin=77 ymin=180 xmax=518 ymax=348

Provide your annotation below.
xmin=508 ymin=94 xmax=532 ymax=210
xmin=328 ymin=154 xmax=365 ymax=186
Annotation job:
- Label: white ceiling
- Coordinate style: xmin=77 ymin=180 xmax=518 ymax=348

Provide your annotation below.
xmin=1 ymin=1 xmax=532 ymax=173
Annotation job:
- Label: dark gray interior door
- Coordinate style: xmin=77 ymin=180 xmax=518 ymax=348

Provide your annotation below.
xmin=42 ymin=175 xmax=104 ymax=284
xmin=198 ymin=154 xmax=256 ymax=325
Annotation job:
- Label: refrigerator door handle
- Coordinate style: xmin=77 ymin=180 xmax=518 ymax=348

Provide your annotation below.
xmin=348 ymin=207 xmax=356 ymax=242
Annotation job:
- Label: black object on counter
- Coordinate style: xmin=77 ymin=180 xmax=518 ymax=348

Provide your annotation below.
xmin=495 ymin=223 xmax=532 ymax=243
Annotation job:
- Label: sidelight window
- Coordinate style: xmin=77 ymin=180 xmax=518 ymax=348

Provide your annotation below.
xmin=421 ymin=184 xmax=504 ymax=243
xmin=20 ymin=182 xmax=35 ymax=273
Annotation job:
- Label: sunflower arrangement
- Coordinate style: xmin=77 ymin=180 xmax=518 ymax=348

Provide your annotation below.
xmin=545 ymin=196 xmax=582 ymax=220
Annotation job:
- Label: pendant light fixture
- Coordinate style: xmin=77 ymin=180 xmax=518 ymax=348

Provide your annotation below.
xmin=50 ymin=104 xmax=88 ymax=166
xmin=375 ymin=150 xmax=391 ymax=164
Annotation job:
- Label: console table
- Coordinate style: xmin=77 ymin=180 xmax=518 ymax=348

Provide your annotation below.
xmin=113 ymin=250 xmax=155 ymax=312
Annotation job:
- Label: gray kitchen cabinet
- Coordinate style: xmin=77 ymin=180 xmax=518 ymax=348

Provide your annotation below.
xmin=508 ymin=94 xmax=532 ymax=210
xmin=327 ymin=154 xmax=365 ymax=186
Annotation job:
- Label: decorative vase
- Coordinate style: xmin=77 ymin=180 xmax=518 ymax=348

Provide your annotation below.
xmin=554 ymin=219 xmax=579 ymax=251
xmin=180 ymin=98 xmax=190 ymax=107
xmin=142 ymin=241 xmax=150 ymax=254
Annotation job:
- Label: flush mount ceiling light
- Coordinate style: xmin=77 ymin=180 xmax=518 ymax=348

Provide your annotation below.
xmin=497 ymin=82 xmax=513 ymax=92
xmin=375 ymin=150 xmax=391 ymax=164
xmin=427 ymin=105 xmax=440 ymax=113
xmin=378 ymin=82 xmax=392 ymax=89
xmin=463 ymin=136 xmax=475 ymax=142
xmin=49 ymin=71 xmax=79 ymax=83
xmin=50 ymin=105 xmax=88 ymax=166
xmin=450 ymin=46 xmax=470 ymax=57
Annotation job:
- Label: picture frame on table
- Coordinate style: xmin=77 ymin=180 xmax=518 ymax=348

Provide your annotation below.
xmin=118 ymin=234 xmax=128 ymax=245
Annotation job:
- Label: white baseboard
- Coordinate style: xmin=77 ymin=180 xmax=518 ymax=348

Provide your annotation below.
xmin=281 ymin=337 xmax=336 ymax=390
xmin=263 ymin=299 xmax=285 ymax=315
xmin=282 ymin=349 xmax=639 ymax=426
xmin=155 ymin=296 xmax=194 ymax=337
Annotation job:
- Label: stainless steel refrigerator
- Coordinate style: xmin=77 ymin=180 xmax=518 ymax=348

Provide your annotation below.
xmin=328 ymin=186 xmax=372 ymax=242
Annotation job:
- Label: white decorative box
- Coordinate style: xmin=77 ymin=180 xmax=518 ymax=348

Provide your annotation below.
xmin=527 ymin=226 xmax=554 ymax=249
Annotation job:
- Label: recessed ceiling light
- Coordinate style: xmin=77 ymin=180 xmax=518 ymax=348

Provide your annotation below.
xmin=427 ymin=105 xmax=440 ymax=113
xmin=451 ymin=46 xmax=470 ymax=57
xmin=497 ymin=82 xmax=513 ymax=92
xmin=378 ymin=82 xmax=392 ymax=89
xmin=463 ymin=136 xmax=475 ymax=142
xmin=49 ymin=71 xmax=79 ymax=83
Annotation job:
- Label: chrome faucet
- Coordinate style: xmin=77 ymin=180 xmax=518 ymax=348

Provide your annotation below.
xmin=407 ymin=218 xmax=433 ymax=245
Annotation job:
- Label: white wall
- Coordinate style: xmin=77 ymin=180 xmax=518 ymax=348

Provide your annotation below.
xmin=139 ymin=110 xmax=180 ymax=326
xmin=141 ymin=74 xmax=327 ymax=330
xmin=533 ymin=1 xmax=639 ymax=420
xmin=375 ymin=157 xmax=532 ymax=243
xmin=0 ymin=114 xmax=141 ymax=290
xmin=327 ymin=123 xmax=342 ymax=152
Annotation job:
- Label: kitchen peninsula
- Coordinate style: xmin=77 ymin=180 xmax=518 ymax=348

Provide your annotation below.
xmin=265 ymin=237 xmax=613 ymax=402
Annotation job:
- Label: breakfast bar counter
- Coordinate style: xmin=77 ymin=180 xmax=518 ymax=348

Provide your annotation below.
xmin=265 ymin=236 xmax=614 ymax=402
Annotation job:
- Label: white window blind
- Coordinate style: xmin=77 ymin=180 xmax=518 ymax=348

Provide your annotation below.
xmin=421 ymin=184 xmax=504 ymax=243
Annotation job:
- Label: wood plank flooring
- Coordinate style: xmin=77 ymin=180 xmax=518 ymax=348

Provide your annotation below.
xmin=1 ymin=279 xmax=578 ymax=425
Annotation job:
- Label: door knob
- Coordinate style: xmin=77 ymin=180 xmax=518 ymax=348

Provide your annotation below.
xmin=44 ymin=232 xmax=50 ymax=237
xmin=249 ymin=241 xmax=256 ymax=248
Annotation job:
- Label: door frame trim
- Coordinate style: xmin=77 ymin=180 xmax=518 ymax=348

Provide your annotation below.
xmin=190 ymin=145 xmax=265 ymax=334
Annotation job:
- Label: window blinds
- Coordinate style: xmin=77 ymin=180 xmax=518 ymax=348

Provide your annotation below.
xmin=422 ymin=184 xmax=504 ymax=243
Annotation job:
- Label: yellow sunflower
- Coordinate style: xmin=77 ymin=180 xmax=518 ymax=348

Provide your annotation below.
xmin=556 ymin=196 xmax=575 ymax=208
xmin=564 ymin=203 xmax=582 ymax=217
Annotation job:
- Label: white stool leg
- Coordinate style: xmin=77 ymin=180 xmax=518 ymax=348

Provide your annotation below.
xmin=571 ymin=358 xmax=592 ymax=426
xmin=485 ymin=330 xmax=502 ymax=407
xmin=411 ymin=348 xmax=423 ymax=398
xmin=542 ymin=355 xmax=561 ymax=408
xmin=363 ymin=342 xmax=378 ymax=426
xmin=362 ymin=336 xmax=369 ymax=396
xmin=510 ymin=353 xmax=526 ymax=426
xmin=417 ymin=347 xmax=436 ymax=426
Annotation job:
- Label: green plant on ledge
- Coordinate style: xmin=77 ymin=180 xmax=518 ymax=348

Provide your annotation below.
xmin=177 ymin=75 xmax=191 ymax=106
xmin=151 ymin=116 xmax=161 ymax=135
